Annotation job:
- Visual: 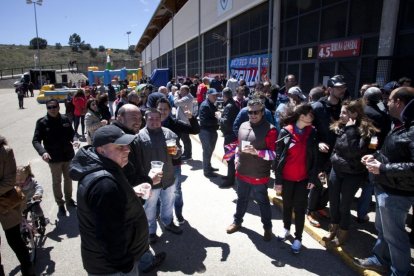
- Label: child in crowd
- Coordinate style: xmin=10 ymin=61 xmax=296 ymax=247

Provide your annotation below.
xmin=16 ymin=164 xmax=46 ymax=226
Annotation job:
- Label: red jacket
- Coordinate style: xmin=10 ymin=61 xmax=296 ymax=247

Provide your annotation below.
xmin=72 ymin=96 xmax=87 ymax=117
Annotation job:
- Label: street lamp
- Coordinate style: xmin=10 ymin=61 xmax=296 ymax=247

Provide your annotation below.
xmin=27 ymin=0 xmax=43 ymax=88
xmin=126 ymin=31 xmax=131 ymax=50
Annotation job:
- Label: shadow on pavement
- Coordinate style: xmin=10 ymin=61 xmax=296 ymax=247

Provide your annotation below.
xmin=149 ymin=222 xmax=230 ymax=275
xmin=46 ymin=207 xmax=79 ymax=242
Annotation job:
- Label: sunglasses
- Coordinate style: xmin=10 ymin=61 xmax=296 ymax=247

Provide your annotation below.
xmin=247 ymin=109 xmax=263 ymax=115
xmin=47 ymin=105 xmax=59 ymax=110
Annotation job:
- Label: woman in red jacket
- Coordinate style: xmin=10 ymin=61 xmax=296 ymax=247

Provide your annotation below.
xmin=72 ymin=89 xmax=87 ymax=138
xmin=274 ymin=103 xmax=318 ymax=254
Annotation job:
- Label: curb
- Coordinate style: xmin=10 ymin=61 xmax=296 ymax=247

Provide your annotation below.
xmin=190 ymin=133 xmax=381 ymax=276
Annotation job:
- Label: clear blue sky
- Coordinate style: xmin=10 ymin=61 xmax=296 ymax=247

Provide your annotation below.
xmin=0 ymin=0 xmax=160 ymax=49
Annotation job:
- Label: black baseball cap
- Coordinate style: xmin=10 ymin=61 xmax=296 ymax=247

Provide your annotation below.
xmin=93 ymin=125 xmax=135 ymax=147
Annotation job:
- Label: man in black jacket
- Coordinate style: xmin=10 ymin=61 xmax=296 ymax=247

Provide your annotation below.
xmin=219 ymin=88 xmax=239 ymax=187
xmin=356 ymin=87 xmax=414 ymax=275
xmin=199 ymin=88 xmax=220 ymax=177
xmin=32 ymin=99 xmax=76 ymax=216
xmin=70 ymin=125 xmax=151 ymax=275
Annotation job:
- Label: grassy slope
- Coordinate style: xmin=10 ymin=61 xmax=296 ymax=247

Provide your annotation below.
xmin=0 ymin=44 xmax=139 ymax=70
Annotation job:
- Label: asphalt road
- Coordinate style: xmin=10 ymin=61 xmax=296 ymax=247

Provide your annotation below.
xmin=0 ymin=88 xmax=356 ymax=275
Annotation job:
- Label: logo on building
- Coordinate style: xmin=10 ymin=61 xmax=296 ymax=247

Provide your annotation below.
xmin=217 ymin=0 xmax=232 ymax=16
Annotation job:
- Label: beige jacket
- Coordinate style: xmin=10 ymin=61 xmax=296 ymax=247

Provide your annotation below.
xmin=0 ymin=145 xmax=22 ymax=230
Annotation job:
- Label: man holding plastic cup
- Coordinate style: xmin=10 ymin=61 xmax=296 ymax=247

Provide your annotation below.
xmin=226 ymin=98 xmax=277 ymax=241
xmin=137 ymin=108 xmax=183 ymax=244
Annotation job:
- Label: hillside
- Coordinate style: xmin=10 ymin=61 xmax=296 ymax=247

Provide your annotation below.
xmin=0 ymin=44 xmax=140 ymax=71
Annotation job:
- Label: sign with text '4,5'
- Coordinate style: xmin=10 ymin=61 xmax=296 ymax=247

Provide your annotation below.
xmin=318 ymin=38 xmax=361 ymax=59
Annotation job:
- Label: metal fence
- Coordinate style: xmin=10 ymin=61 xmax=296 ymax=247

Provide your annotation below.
xmin=0 ymin=59 xmax=140 ymax=80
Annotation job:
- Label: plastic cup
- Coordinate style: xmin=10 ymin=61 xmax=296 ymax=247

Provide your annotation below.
xmin=241 ymin=140 xmax=251 ymax=148
xmin=151 ymin=161 xmax=164 ymax=174
xmin=137 ymin=183 xmax=151 ymax=200
xmin=166 ymin=139 xmax=177 ymax=155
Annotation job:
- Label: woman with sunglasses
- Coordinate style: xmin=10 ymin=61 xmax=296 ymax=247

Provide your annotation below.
xmin=274 ymin=103 xmax=318 ymax=254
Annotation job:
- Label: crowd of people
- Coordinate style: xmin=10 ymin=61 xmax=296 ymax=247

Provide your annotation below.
xmin=1 ymin=72 xmax=413 ymax=276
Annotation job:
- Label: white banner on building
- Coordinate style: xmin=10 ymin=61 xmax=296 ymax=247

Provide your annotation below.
xmin=217 ymin=0 xmax=232 ymax=16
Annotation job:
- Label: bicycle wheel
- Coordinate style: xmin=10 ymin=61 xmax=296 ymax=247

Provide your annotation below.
xmin=26 ymin=229 xmax=37 ymax=263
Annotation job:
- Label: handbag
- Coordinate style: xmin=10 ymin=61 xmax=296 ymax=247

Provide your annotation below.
xmin=0 ymin=186 xmax=25 ymax=213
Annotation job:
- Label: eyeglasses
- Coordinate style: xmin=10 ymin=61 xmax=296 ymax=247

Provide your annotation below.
xmin=247 ymin=109 xmax=263 ymax=115
xmin=47 ymin=105 xmax=58 ymax=110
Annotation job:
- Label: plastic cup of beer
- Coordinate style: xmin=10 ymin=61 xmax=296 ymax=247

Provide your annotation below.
xmin=166 ymin=139 xmax=177 ymax=155
xmin=151 ymin=161 xmax=164 ymax=174
xmin=134 ymin=183 xmax=152 ymax=200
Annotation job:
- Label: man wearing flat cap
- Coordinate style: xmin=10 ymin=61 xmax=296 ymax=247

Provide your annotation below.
xmin=69 ymin=125 xmax=151 ymax=275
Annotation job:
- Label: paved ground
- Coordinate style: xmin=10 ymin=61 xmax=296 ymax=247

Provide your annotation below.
xmin=0 ymin=87 xmax=368 ymax=275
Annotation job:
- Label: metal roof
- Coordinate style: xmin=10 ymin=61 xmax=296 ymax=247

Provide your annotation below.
xmin=135 ymin=0 xmax=188 ymax=53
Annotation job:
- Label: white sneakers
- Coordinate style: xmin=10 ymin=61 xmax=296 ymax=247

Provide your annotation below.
xmin=276 ymin=228 xmax=290 ymax=241
xmin=291 ymin=239 xmax=302 ymax=254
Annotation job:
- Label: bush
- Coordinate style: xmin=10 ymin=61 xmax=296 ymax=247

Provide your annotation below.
xmin=98 ymin=45 xmax=106 ymax=52
xmin=55 ymin=43 xmax=62 ymax=49
xmin=89 ymin=48 xmax=97 ymax=58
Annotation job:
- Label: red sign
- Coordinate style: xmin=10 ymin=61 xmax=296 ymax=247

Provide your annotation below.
xmin=318 ymin=38 xmax=361 ymax=59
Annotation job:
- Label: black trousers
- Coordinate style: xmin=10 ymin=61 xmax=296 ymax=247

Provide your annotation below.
xmin=180 ymin=132 xmax=192 ymax=158
xmin=4 ymin=224 xmax=32 ymax=275
xmin=282 ymin=179 xmax=308 ymax=241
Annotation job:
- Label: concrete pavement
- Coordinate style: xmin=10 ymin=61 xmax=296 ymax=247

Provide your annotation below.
xmin=1 ymin=88 xmax=355 ymax=275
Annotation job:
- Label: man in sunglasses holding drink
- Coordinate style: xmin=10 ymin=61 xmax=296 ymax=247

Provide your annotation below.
xmin=226 ymin=98 xmax=277 ymax=241
xmin=33 ymin=98 xmax=77 ymax=217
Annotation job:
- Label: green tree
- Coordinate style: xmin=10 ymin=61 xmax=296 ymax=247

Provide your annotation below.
xmin=29 ymin=37 xmax=47 ymax=49
xmin=68 ymin=33 xmax=84 ymax=52
xmin=80 ymin=43 xmax=91 ymax=51
xmin=89 ymin=48 xmax=97 ymax=58
xmin=98 ymin=45 xmax=106 ymax=52
xmin=55 ymin=43 xmax=62 ymax=49
xmin=128 ymin=45 xmax=136 ymax=56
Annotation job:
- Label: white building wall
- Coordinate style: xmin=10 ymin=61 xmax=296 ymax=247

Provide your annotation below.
xmin=200 ymin=0 xmax=266 ymax=33
xmin=160 ymin=21 xmax=173 ymax=56
xmin=174 ymin=0 xmax=199 ymax=48
xmin=152 ymin=34 xmax=160 ymax=60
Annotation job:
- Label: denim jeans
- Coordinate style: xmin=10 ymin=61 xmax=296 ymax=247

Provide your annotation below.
xmin=328 ymin=169 xmax=364 ymax=230
xmin=108 ymin=101 xmax=115 ymax=117
xmin=199 ymin=128 xmax=218 ymax=173
xmin=173 ymin=166 xmax=184 ymax=221
xmin=144 ymin=184 xmax=176 ymax=234
xmin=48 ymin=161 xmax=72 ymax=206
xmin=357 ymin=173 xmax=374 ymax=219
xmin=233 ymin=179 xmax=272 ymax=230
xmin=88 ymin=261 xmax=140 ymax=276
xmin=372 ymin=185 xmax=414 ymax=276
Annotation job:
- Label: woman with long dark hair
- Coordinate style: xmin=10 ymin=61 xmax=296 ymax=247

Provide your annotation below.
xmin=85 ymin=98 xmax=108 ymax=144
xmin=274 ymin=103 xmax=318 ymax=254
xmin=323 ymin=100 xmax=379 ymax=246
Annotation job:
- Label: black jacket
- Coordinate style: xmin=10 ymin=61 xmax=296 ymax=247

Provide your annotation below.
xmin=364 ymin=104 xmax=391 ymax=149
xmin=162 ymin=115 xmax=200 ymax=166
xmin=274 ymin=126 xmax=319 ymax=186
xmin=219 ymin=98 xmax=239 ymax=144
xmin=199 ymin=99 xmax=218 ymax=131
xmin=311 ymin=97 xmax=341 ymax=171
xmin=374 ymin=99 xmax=414 ymax=195
xmin=32 ymin=114 xmax=75 ymax=162
xmin=331 ymin=125 xmax=369 ymax=175
xmin=70 ymin=146 xmax=148 ymax=274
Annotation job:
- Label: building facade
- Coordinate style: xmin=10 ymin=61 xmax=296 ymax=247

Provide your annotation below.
xmin=136 ymin=0 xmax=414 ymax=97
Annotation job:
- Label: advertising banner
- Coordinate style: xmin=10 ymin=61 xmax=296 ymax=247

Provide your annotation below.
xmin=229 ymin=54 xmax=270 ymax=87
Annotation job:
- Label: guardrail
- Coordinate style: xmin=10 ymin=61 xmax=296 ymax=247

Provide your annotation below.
xmin=0 ymin=60 xmax=140 ymax=80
